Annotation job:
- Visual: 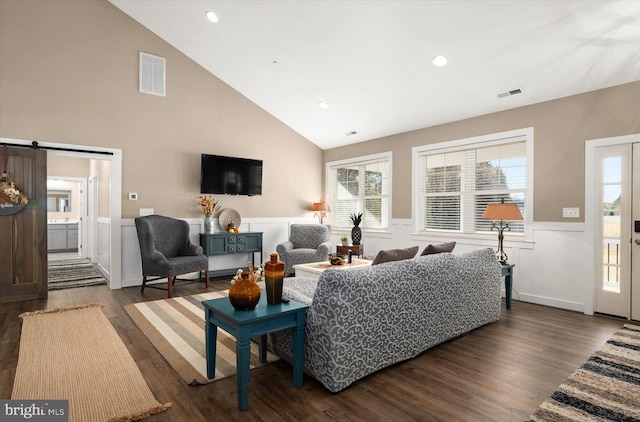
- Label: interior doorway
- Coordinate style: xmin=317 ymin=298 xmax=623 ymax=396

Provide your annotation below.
xmin=47 ymin=177 xmax=86 ymax=261
xmin=1 ymin=137 xmax=122 ymax=290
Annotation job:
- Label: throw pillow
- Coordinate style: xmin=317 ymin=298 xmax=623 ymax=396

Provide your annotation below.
xmin=371 ymin=246 xmax=419 ymax=265
xmin=420 ymin=241 xmax=456 ymax=256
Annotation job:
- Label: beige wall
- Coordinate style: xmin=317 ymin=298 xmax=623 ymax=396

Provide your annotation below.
xmin=47 ymin=156 xmax=89 ymax=179
xmin=0 ymin=0 xmax=323 ymax=219
xmin=324 ymin=81 xmax=640 ymax=222
xmin=90 ymin=159 xmax=112 ymax=218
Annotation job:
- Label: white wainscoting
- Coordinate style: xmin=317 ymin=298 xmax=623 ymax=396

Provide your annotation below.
xmin=333 ymin=219 xmax=590 ymax=313
xmin=116 ymin=217 xmax=592 ymax=314
xmin=120 ymin=217 xmax=317 ymax=288
xmin=97 ymin=217 xmax=111 ymax=278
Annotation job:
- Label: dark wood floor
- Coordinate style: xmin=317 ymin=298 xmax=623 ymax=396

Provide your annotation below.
xmin=0 ymin=280 xmax=626 ymax=421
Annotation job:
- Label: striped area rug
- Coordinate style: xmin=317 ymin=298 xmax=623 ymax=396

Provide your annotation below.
xmin=527 ymin=323 xmax=640 ymax=421
xmin=48 ymin=258 xmax=107 ymax=290
xmin=124 ymin=291 xmax=278 ymax=385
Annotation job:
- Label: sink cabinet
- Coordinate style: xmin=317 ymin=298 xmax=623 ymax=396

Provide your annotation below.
xmin=48 ymin=223 xmax=79 ymax=252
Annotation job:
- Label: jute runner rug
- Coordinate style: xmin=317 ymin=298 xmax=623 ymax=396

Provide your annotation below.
xmin=125 ymin=290 xmax=278 ymax=385
xmin=12 ymin=303 xmax=171 ymax=422
xmin=48 ymin=258 xmax=107 ymax=290
xmin=527 ymin=323 xmax=640 ymax=421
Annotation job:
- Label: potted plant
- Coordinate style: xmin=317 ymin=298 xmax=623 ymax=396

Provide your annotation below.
xmin=339 ymin=235 xmax=348 ymax=246
xmin=349 ymin=212 xmax=363 ymax=245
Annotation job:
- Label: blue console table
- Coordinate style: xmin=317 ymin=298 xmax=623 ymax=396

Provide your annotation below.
xmin=501 ymin=264 xmax=514 ymax=310
xmin=199 ymin=232 xmax=263 ymax=277
xmin=202 ymin=295 xmax=308 ymax=411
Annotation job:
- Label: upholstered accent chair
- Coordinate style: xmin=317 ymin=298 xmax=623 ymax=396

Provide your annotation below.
xmin=135 ymin=215 xmax=209 ymax=298
xmin=277 ymin=224 xmax=332 ymax=275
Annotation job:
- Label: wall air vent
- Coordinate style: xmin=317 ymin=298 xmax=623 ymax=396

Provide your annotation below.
xmin=496 ymin=88 xmax=522 ymax=98
xmin=345 ymin=131 xmax=358 ymax=136
xmin=139 ymin=52 xmax=166 ymax=96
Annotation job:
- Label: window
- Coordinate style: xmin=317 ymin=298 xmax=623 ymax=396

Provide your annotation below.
xmin=327 ymin=152 xmax=391 ymax=229
xmin=413 ymin=129 xmax=531 ymax=235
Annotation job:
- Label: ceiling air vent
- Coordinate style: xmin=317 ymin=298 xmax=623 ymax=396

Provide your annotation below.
xmin=496 ymin=88 xmax=522 ymax=98
xmin=345 ymin=131 xmax=358 ymax=136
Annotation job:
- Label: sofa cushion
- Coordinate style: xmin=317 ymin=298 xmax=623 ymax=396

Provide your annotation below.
xmin=421 ymin=241 xmax=456 ymax=256
xmin=371 ymin=246 xmax=419 ymax=265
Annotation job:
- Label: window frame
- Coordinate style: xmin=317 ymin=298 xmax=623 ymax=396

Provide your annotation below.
xmin=412 ymin=127 xmax=534 ymax=240
xmin=326 ymin=151 xmax=392 ymax=231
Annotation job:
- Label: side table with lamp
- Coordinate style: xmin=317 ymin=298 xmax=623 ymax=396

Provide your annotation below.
xmin=482 ymin=199 xmax=523 ymax=310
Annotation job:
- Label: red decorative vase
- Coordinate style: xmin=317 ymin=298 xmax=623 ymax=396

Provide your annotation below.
xmin=229 ymin=271 xmax=261 ymax=311
xmin=264 ymin=253 xmax=285 ymax=305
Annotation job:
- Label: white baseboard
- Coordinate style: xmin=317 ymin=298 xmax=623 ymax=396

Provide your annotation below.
xmin=517 ymin=293 xmax=584 ymax=313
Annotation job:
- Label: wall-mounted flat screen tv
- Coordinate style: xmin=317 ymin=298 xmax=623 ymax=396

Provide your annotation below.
xmin=200 ymin=154 xmax=263 ymax=196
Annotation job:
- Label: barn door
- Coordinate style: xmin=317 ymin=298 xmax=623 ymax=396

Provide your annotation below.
xmin=0 ymin=146 xmax=48 ymax=303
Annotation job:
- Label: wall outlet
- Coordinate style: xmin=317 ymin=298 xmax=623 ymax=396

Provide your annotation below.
xmin=129 ymin=193 xmax=138 ymax=200
xmin=562 ymin=207 xmax=580 ymax=218
xmin=139 ymin=208 xmax=154 ymax=216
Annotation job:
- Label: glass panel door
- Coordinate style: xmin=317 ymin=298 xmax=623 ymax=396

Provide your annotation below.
xmin=595 ymin=145 xmax=631 ymax=318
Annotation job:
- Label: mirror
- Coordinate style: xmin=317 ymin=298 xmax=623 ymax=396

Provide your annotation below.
xmin=47 ymin=189 xmax=72 ymax=212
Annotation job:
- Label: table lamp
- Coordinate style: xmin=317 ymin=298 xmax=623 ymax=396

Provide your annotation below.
xmin=310 ymin=200 xmax=330 ymax=224
xmin=481 ymin=199 xmax=523 ymax=264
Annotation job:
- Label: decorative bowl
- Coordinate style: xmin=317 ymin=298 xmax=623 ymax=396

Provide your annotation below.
xmin=329 ymin=254 xmax=345 ymax=265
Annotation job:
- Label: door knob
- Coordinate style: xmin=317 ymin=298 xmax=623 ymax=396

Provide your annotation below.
xmin=635 ymin=238 xmax=640 ymax=245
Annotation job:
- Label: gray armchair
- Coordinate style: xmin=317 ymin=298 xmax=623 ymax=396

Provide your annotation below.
xmin=135 ymin=215 xmax=209 ymax=298
xmin=276 ymin=224 xmax=332 ymax=275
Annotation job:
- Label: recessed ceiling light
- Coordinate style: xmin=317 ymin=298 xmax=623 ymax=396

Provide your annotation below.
xmin=318 ymin=101 xmax=329 ymax=109
xmin=205 ymin=11 xmax=218 ymax=23
xmin=432 ymin=55 xmax=448 ymax=67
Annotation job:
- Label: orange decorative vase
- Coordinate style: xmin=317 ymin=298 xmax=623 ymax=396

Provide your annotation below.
xmin=229 ymin=271 xmax=261 ymax=311
xmin=264 ymin=253 xmax=285 ymax=305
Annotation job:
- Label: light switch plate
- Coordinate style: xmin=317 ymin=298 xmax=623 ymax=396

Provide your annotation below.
xmin=563 ymin=207 xmax=580 ymax=218
xmin=139 ymin=208 xmax=154 ymax=216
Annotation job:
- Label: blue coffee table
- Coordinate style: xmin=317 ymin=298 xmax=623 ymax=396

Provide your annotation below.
xmin=202 ymin=295 xmax=308 ymax=411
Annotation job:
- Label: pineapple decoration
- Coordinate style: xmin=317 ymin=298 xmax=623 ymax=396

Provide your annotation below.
xmin=350 ymin=212 xmax=363 ymax=246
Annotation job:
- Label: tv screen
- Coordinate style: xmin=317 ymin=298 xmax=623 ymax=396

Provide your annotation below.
xmin=200 ymin=154 xmax=262 ymax=196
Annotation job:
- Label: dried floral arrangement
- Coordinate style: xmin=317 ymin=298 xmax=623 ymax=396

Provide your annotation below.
xmin=0 ymin=173 xmax=28 ymax=206
xmin=1 ymin=145 xmax=29 ymax=207
xmin=198 ymin=194 xmax=221 ymax=216
xmin=231 ymin=262 xmax=264 ymax=285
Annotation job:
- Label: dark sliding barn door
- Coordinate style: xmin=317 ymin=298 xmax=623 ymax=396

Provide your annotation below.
xmin=0 ymin=146 xmax=47 ymax=303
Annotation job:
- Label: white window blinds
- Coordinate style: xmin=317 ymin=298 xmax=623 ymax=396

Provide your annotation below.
xmin=415 ymin=137 xmax=526 ymax=234
xmin=327 ymin=154 xmax=391 ymax=229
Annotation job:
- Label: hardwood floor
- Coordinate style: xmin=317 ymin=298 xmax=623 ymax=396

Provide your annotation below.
xmin=0 ymin=280 xmax=626 ymax=421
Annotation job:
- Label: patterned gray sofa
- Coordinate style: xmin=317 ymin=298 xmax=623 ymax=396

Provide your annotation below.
xmin=269 ymin=247 xmax=502 ymax=392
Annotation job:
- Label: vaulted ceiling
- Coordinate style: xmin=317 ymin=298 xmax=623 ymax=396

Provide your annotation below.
xmin=110 ymin=0 xmax=640 ymax=150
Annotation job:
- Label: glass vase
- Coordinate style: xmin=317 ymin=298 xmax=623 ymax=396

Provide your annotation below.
xmin=264 ymin=253 xmax=285 ymax=305
xmin=228 ymin=271 xmax=261 ymax=311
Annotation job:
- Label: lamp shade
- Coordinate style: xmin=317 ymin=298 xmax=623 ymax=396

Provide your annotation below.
xmin=310 ymin=201 xmax=331 ymax=212
xmin=481 ymin=203 xmax=523 ymax=221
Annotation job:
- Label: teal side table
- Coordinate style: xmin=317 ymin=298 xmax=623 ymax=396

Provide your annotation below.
xmin=202 ymin=295 xmax=308 ymax=411
xmin=501 ymin=264 xmax=514 ymax=310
